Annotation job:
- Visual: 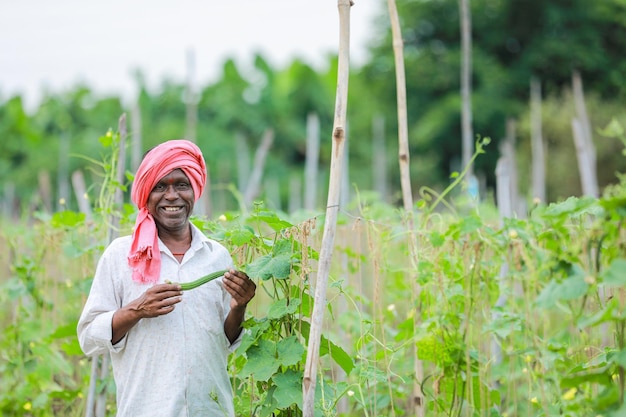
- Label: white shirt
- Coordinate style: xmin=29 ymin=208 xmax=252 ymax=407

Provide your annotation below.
xmin=77 ymin=224 xmax=240 ymax=417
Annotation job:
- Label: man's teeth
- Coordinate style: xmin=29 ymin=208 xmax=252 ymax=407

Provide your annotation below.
xmin=164 ymin=207 xmax=181 ymax=211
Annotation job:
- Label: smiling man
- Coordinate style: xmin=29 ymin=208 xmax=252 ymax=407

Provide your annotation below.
xmin=77 ymin=139 xmax=256 ymax=417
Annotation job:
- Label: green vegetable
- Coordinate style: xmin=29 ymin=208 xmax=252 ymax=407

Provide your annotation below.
xmin=169 ymin=269 xmax=228 ymax=291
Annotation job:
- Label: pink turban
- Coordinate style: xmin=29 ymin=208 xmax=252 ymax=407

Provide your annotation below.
xmin=128 ymin=139 xmax=207 ymax=284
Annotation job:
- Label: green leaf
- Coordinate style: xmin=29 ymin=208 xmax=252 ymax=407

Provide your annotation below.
xmin=577 ymin=298 xmax=621 ymax=328
xmin=598 ymin=118 xmax=624 ymax=138
xmin=251 ymin=210 xmax=293 ymax=232
xmin=50 ymin=211 xmax=85 ymax=228
xmin=267 ymin=298 xmax=301 ymax=320
xmin=458 ymin=215 xmax=482 ymax=234
xmin=241 ymin=339 xmax=280 ymax=382
xmin=299 ymin=321 xmax=354 ymax=375
xmin=272 ymin=369 xmax=303 ymax=409
xmin=600 ymin=259 xmax=626 ymax=287
xmin=561 ymin=365 xmax=613 ymax=388
xmin=49 ymin=322 xmax=78 ymax=339
xmin=611 ymin=349 xmax=626 ymax=369
xmin=226 ymin=227 xmax=255 ymax=246
xmin=429 ymin=231 xmax=445 ymax=248
xmin=535 ymin=269 xmax=589 ymax=308
xmin=61 ymin=339 xmax=84 ymax=356
xmin=276 ymin=336 xmax=305 ymax=367
xmin=246 ymin=253 xmax=292 ymax=280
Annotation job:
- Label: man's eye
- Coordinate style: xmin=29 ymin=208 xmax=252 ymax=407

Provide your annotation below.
xmin=176 ymin=183 xmax=190 ymax=190
xmin=154 ymin=184 xmax=166 ymax=192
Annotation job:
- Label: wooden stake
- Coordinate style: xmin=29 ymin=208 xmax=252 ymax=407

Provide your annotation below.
xmin=459 ymin=0 xmax=474 ymax=178
xmin=243 ymin=128 xmax=274 ymax=207
xmin=387 ymin=0 xmax=424 ymax=414
xmin=302 ymin=1 xmax=352 ymax=415
xmin=304 ymin=112 xmax=321 ymax=211
xmin=530 ymin=77 xmax=546 ymax=203
xmin=86 ymin=114 xmax=127 ymax=417
xmin=71 ymin=170 xmax=92 ymax=220
xmin=372 ymin=115 xmax=388 ymax=202
xmin=571 ymin=71 xmax=599 ymax=198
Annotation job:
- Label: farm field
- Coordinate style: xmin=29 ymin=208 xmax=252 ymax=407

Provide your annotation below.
xmin=1 ymin=133 xmax=626 ymax=416
xmin=2 ymin=1 xmax=626 ymax=416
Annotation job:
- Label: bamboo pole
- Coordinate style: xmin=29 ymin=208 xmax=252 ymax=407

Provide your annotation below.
xmin=38 ymin=170 xmax=53 ymax=214
xmin=236 ymin=132 xmax=251 ymax=193
xmin=505 ymin=118 xmax=524 ymax=217
xmin=530 ymin=77 xmax=546 ymax=203
xmin=372 ymin=115 xmax=388 ymax=202
xmin=243 ymin=128 xmax=274 ymax=207
xmin=571 ymin=71 xmax=599 ymax=198
xmin=459 ymin=0 xmax=474 ymax=178
xmin=86 ymin=114 xmax=127 ymax=417
xmin=57 ymin=133 xmax=71 ymax=212
xmin=289 ymin=175 xmax=302 ymax=214
xmin=387 ymin=0 xmax=424 ymax=414
xmin=130 ymin=101 xmax=142 ymax=173
xmin=302 ymin=1 xmax=352 ymax=415
xmin=71 ymin=170 xmax=92 ymax=220
xmin=304 ymin=112 xmax=321 ymax=211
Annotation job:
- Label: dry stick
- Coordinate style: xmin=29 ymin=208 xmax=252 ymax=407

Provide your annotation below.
xmin=236 ymin=132 xmax=251 ymax=193
xmin=505 ymin=118 xmax=524 ymax=218
xmin=130 ymin=101 xmax=142 ymax=173
xmin=304 ymin=112 xmax=321 ymax=211
xmin=571 ymin=70 xmax=599 ymax=198
xmin=530 ymin=77 xmax=546 ymax=203
xmin=243 ymin=128 xmax=274 ymax=207
xmin=459 ymin=0 xmax=474 ymax=178
xmin=367 ymin=221 xmax=397 ymax=416
xmin=372 ymin=115 xmax=388 ymax=202
xmin=86 ymin=114 xmax=127 ymax=417
xmin=71 ymin=171 xmax=92 ymax=220
xmin=302 ymin=1 xmax=352 ymax=415
xmin=38 ymin=170 xmax=53 ymax=214
xmin=386 ymin=0 xmax=425 ymax=414
xmin=57 ymin=133 xmax=71 ymax=211
xmin=289 ymin=175 xmax=303 ymax=213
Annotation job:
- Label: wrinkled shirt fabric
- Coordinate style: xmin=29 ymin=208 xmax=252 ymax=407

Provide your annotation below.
xmin=77 ymin=224 xmax=240 ymax=417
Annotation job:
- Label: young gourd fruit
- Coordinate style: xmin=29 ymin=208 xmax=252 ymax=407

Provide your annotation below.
xmin=167 ymin=269 xmax=228 ymax=291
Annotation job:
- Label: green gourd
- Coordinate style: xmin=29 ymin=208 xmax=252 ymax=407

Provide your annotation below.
xmin=168 ymin=269 xmax=228 ymax=291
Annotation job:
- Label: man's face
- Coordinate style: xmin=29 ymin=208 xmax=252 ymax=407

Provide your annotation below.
xmin=147 ymin=169 xmax=195 ymax=232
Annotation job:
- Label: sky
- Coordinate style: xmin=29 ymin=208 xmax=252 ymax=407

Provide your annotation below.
xmin=0 ymin=0 xmax=382 ymax=109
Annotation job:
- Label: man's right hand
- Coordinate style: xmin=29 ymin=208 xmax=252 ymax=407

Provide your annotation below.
xmin=111 ymin=283 xmax=182 ymax=344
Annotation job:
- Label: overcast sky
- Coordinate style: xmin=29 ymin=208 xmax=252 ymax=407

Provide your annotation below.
xmin=0 ymin=0 xmax=381 ymax=109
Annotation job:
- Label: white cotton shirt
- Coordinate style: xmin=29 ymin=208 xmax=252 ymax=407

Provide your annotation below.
xmin=77 ymin=224 xmax=240 ymax=417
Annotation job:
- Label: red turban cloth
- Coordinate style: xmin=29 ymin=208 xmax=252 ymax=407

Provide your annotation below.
xmin=128 ymin=139 xmax=207 ymax=284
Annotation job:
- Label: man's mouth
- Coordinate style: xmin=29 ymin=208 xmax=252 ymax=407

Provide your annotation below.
xmin=162 ymin=206 xmax=183 ymax=212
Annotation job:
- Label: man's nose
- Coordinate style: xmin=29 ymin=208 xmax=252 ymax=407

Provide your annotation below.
xmin=164 ymin=185 xmax=180 ymax=198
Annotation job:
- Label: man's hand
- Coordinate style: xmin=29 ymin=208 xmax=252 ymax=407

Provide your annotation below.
xmin=222 ymin=269 xmax=256 ymax=344
xmin=132 ymin=283 xmax=183 ymax=318
xmin=223 ymin=269 xmax=256 ymax=311
xmin=111 ymin=283 xmax=182 ymax=344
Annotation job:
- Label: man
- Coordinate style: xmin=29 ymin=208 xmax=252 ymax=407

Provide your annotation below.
xmin=77 ymin=139 xmax=256 ymax=416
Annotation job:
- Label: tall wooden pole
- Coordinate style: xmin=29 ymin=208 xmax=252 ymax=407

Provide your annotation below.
xmin=243 ymin=128 xmax=274 ymax=207
xmin=571 ymin=70 xmax=599 ymax=198
xmin=302 ymin=1 xmax=352 ymax=415
xmin=372 ymin=115 xmax=388 ymax=202
xmin=530 ymin=77 xmax=546 ymax=203
xmin=459 ymin=0 xmax=474 ymax=177
xmin=304 ymin=112 xmax=321 ymax=211
xmin=387 ymin=0 xmax=424 ymax=414
xmin=86 ymin=114 xmax=127 ymax=417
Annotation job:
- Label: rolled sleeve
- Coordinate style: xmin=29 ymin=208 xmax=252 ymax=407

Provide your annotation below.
xmin=78 ymin=310 xmax=127 ymax=355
